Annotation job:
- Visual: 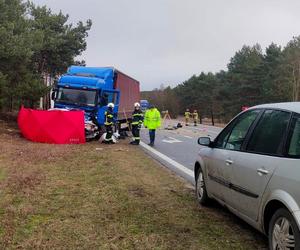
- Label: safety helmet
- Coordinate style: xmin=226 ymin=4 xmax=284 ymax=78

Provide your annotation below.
xmin=107 ymin=103 xmax=114 ymax=108
xmin=134 ymin=102 xmax=140 ymax=108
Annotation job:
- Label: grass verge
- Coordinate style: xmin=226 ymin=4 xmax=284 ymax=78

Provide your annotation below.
xmin=0 ymin=120 xmax=267 ymax=249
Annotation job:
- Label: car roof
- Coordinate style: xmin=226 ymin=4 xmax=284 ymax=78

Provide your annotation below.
xmin=250 ymin=102 xmax=300 ymax=114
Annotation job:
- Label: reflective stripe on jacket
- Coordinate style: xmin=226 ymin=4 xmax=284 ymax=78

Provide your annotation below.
xmin=105 ymin=110 xmax=114 ymax=126
xmin=132 ymin=109 xmax=144 ymax=125
xmin=144 ymin=108 xmax=161 ymax=129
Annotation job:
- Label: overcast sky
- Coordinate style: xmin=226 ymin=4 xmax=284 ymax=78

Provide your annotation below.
xmin=33 ymin=0 xmax=300 ymax=90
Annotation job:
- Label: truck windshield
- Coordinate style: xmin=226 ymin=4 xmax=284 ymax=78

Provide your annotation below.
xmin=56 ymin=88 xmax=97 ymax=107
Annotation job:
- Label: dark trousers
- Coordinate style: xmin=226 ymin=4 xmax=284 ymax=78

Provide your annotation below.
xmin=132 ymin=125 xmax=140 ymax=143
xmin=149 ymin=129 xmax=156 ymax=144
xmin=105 ymin=125 xmax=113 ymax=142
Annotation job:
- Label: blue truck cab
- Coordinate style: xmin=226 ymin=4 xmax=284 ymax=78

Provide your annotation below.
xmin=53 ymin=66 xmax=120 ymax=126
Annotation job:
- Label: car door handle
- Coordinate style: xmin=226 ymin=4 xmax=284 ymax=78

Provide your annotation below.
xmin=225 ymin=159 xmax=234 ymax=165
xmin=257 ymin=168 xmax=269 ymax=175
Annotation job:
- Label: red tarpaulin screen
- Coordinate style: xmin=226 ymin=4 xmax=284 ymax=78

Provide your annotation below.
xmin=18 ymin=107 xmax=86 ymax=144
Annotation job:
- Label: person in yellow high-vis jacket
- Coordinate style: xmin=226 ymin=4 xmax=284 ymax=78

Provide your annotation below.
xmin=184 ymin=109 xmax=191 ymax=126
xmin=144 ymin=105 xmax=161 ymax=146
xmin=193 ymin=110 xmax=199 ymax=126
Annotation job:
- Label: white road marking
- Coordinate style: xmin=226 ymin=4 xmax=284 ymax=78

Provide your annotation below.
xmin=140 ymin=141 xmax=194 ymax=178
xmin=184 ymin=135 xmax=193 ymax=139
xmin=169 ymin=136 xmax=180 ymax=140
xmin=162 ymin=137 xmax=182 ymax=144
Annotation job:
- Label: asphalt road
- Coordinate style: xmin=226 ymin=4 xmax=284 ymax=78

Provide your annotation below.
xmin=140 ymin=121 xmax=223 ymax=183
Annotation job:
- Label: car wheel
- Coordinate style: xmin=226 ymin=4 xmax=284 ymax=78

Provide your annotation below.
xmin=268 ymin=208 xmax=300 ymax=250
xmin=195 ymin=167 xmax=209 ymax=205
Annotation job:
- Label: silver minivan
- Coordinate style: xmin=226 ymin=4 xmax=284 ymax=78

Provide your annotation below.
xmin=195 ymin=102 xmax=300 ymax=249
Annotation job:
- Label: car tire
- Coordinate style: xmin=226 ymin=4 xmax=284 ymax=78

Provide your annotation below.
xmin=268 ymin=208 xmax=300 ymax=250
xmin=195 ymin=167 xmax=209 ymax=206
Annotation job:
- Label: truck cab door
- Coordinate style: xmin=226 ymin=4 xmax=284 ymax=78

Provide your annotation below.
xmin=97 ymin=90 xmax=120 ymax=125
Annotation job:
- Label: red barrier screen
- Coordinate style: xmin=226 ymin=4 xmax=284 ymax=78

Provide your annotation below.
xmin=18 ymin=107 xmax=85 ymax=144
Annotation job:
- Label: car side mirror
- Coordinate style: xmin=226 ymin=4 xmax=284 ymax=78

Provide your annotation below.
xmin=198 ymin=137 xmax=211 ymax=146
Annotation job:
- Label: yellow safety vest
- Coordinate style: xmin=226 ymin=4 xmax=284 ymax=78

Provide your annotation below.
xmin=193 ymin=112 xmax=198 ymax=120
xmin=144 ymin=108 xmax=161 ymax=129
xmin=185 ymin=112 xmax=190 ymax=118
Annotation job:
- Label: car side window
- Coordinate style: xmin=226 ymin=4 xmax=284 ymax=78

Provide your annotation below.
xmin=214 ymin=125 xmax=232 ymax=149
xmin=247 ymin=110 xmax=291 ymax=155
xmin=225 ymin=110 xmax=260 ymax=150
xmin=288 ymin=116 xmax=300 ymax=157
xmin=214 ymin=110 xmax=260 ymax=150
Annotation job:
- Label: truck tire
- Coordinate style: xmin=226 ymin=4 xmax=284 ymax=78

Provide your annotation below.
xmin=268 ymin=208 xmax=300 ymax=249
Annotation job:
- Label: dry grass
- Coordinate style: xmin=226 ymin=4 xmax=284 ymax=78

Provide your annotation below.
xmin=0 ymin=119 xmax=267 ymax=249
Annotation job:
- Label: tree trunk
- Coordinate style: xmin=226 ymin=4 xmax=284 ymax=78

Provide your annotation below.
xmin=42 ymin=74 xmax=52 ymax=110
xmin=9 ymin=95 xmax=13 ymax=112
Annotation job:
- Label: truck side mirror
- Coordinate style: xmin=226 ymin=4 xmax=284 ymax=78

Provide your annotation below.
xmin=51 ymin=89 xmax=57 ymax=100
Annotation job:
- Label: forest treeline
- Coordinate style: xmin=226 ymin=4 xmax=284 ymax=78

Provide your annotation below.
xmin=2 ymin=0 xmax=300 ymax=120
xmin=0 ymin=0 xmax=91 ymax=111
xmin=142 ymin=37 xmax=300 ymax=123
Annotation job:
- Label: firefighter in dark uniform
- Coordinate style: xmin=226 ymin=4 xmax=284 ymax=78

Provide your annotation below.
xmin=104 ymin=102 xmax=115 ymax=144
xmin=130 ymin=102 xmax=144 ymax=145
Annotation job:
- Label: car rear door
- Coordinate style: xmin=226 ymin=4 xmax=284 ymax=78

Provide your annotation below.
xmin=229 ymin=109 xmax=292 ymax=221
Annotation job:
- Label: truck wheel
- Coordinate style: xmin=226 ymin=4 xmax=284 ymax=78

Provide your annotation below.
xmin=268 ymin=208 xmax=300 ymax=249
xmin=195 ymin=167 xmax=209 ymax=206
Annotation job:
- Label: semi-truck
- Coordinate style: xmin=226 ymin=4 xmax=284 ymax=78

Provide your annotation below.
xmin=52 ymin=66 xmax=140 ymax=138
